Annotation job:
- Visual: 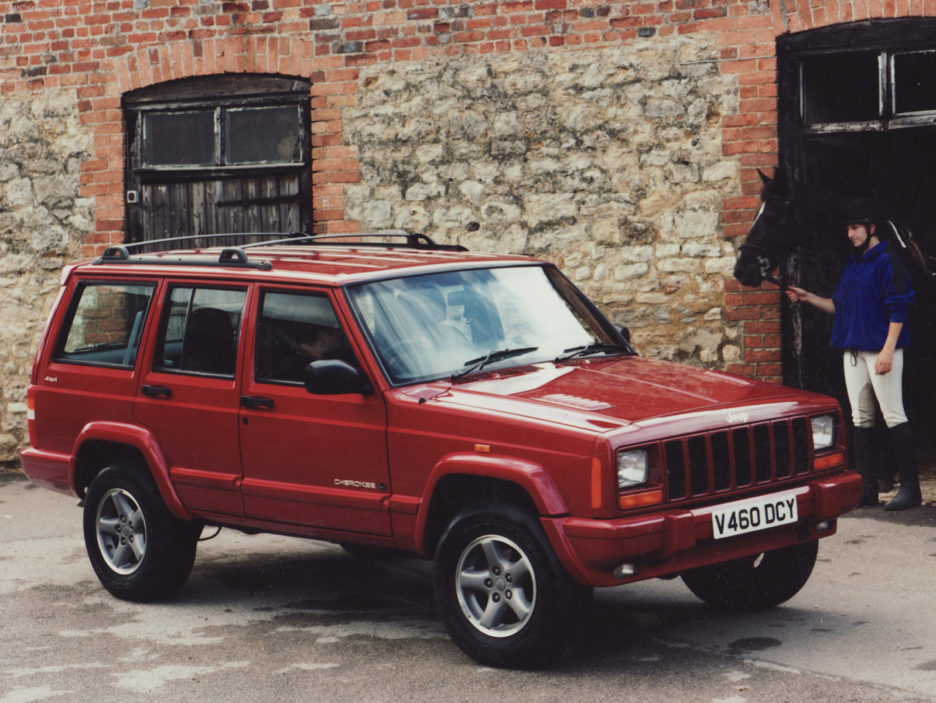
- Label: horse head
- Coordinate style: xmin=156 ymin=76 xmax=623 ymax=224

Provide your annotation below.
xmin=733 ymin=169 xmax=797 ymax=288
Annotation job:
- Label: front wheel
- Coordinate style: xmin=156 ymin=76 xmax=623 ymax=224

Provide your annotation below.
xmin=681 ymin=540 xmax=819 ymax=611
xmin=433 ymin=506 xmax=591 ymax=668
xmin=83 ymin=464 xmax=201 ymax=602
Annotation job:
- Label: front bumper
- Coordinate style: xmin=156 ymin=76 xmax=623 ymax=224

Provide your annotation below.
xmin=541 ymin=471 xmax=863 ymax=587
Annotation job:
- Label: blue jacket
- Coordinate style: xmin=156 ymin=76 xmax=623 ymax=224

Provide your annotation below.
xmin=830 ymin=241 xmax=914 ymax=351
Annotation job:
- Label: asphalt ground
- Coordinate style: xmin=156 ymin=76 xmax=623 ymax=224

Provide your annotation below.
xmin=2 ymin=464 xmax=936 ymax=703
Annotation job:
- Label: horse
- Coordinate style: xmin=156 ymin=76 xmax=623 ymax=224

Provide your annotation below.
xmin=733 ymin=169 xmax=798 ymax=289
xmin=732 ymin=168 xmax=807 ymax=388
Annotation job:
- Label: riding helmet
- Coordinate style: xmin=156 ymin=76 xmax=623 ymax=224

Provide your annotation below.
xmin=843 ymin=197 xmax=875 ymax=226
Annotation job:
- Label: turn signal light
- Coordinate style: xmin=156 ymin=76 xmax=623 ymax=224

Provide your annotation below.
xmin=618 ymin=488 xmax=664 ymax=510
xmin=813 ymin=450 xmax=845 ymax=471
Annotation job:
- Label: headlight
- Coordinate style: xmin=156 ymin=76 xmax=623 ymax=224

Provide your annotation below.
xmin=811 ymin=414 xmax=835 ymax=451
xmin=617 ymin=449 xmax=649 ymax=489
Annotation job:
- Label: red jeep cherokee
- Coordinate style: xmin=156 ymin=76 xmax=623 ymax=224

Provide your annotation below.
xmin=21 ymin=234 xmax=861 ymax=667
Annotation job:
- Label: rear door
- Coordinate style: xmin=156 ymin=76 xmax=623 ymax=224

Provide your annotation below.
xmin=237 ymin=285 xmax=391 ymax=535
xmin=134 ymin=282 xmax=248 ymax=517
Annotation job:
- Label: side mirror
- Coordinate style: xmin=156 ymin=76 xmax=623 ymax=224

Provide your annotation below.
xmin=615 ymin=324 xmax=631 ymax=344
xmin=304 ymin=360 xmax=373 ymax=396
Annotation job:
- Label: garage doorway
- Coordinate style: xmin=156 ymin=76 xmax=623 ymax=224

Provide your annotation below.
xmin=778 ymin=19 xmax=936 ymax=456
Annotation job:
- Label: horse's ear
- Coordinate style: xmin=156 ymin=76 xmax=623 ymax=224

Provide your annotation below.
xmin=758 ymin=168 xmax=772 ymax=186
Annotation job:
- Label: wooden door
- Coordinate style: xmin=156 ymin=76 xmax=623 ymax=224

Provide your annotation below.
xmin=124 ymin=75 xmax=311 ymax=245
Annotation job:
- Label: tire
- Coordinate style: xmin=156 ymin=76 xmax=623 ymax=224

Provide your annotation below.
xmin=681 ymin=540 xmax=819 ymax=611
xmin=433 ymin=505 xmax=592 ymax=668
xmin=83 ymin=464 xmax=201 ymax=602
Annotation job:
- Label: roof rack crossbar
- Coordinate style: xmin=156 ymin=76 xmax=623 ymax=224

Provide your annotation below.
xmin=94 ymin=246 xmax=272 ymax=270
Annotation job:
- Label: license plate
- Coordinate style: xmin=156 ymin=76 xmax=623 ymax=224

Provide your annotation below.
xmin=711 ymin=490 xmax=799 ymax=540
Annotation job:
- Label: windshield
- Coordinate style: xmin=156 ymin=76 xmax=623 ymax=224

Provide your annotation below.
xmin=346 ymin=265 xmax=626 ymax=384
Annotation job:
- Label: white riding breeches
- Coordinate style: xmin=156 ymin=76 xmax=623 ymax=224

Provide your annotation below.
xmin=842 ymin=349 xmax=908 ymax=429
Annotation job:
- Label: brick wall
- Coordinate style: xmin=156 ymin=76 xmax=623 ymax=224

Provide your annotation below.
xmin=3 ymin=0 xmax=936 ymax=435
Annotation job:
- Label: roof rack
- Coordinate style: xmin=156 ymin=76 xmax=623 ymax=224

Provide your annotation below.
xmin=91 ymin=231 xmax=467 ymax=268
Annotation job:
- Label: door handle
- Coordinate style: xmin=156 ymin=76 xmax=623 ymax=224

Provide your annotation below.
xmin=240 ymin=395 xmax=274 ymax=410
xmin=141 ymin=385 xmax=172 ymax=399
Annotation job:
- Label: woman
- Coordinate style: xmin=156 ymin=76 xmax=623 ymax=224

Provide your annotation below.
xmin=786 ymin=197 xmax=920 ymax=510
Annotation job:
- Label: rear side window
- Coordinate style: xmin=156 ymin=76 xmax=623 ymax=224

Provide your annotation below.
xmin=154 ymin=286 xmax=247 ymax=377
xmin=55 ymin=281 xmax=155 ymax=368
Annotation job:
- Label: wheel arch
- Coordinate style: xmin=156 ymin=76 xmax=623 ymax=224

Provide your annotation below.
xmin=71 ymin=422 xmax=191 ymax=521
xmin=416 ymin=453 xmax=570 ymax=558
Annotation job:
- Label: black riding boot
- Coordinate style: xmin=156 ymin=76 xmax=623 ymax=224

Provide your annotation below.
xmin=884 ymin=422 xmax=922 ymax=511
xmin=853 ymin=427 xmax=879 ymax=507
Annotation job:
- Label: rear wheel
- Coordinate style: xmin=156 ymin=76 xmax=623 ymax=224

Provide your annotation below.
xmin=83 ymin=464 xmax=201 ymax=602
xmin=681 ymin=540 xmax=819 ymax=611
xmin=433 ymin=505 xmax=591 ymax=668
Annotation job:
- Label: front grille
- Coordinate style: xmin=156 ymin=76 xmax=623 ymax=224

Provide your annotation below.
xmin=664 ymin=418 xmax=811 ymax=501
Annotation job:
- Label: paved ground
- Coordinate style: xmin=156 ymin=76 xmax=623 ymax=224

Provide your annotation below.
xmin=2 ymin=468 xmax=936 ymax=703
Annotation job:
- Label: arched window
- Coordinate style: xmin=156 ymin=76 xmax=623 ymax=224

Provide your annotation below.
xmin=123 ymin=74 xmax=311 ymax=244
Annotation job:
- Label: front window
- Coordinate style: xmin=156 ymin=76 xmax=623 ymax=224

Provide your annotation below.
xmin=347 ymin=265 xmax=623 ymax=384
xmin=254 ymin=290 xmax=357 ymax=384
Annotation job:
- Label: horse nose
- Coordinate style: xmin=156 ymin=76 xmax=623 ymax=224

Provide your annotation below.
xmin=733 ymin=257 xmax=762 ymax=287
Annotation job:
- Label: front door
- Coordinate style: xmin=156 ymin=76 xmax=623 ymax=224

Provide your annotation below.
xmin=238 ymin=286 xmax=391 ymax=535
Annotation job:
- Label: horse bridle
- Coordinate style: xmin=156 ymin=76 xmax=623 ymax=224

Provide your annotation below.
xmin=738 ymin=241 xmax=784 ymax=288
xmin=738 ymin=197 xmax=791 ymax=289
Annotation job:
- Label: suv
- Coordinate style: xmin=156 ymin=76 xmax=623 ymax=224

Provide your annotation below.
xmin=21 ymin=233 xmax=861 ymax=667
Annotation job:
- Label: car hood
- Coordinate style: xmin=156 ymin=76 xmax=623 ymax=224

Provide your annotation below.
xmin=407 ymin=356 xmax=824 ymax=434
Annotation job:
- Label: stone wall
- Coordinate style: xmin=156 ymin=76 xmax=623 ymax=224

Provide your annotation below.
xmin=345 ymin=38 xmax=741 ymax=363
xmin=0 ymin=90 xmax=93 ymax=462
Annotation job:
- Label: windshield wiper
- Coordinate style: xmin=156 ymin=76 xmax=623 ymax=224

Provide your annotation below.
xmin=554 ymin=342 xmax=627 ymax=362
xmin=450 ymin=346 xmax=539 ymax=382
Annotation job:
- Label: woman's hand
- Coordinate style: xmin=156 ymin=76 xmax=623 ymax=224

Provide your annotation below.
xmin=875 ymin=347 xmax=894 ymax=375
xmin=785 ymin=286 xmax=836 ymax=315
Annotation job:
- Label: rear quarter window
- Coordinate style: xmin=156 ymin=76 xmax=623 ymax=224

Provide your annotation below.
xmin=54 ymin=281 xmax=156 ymax=368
